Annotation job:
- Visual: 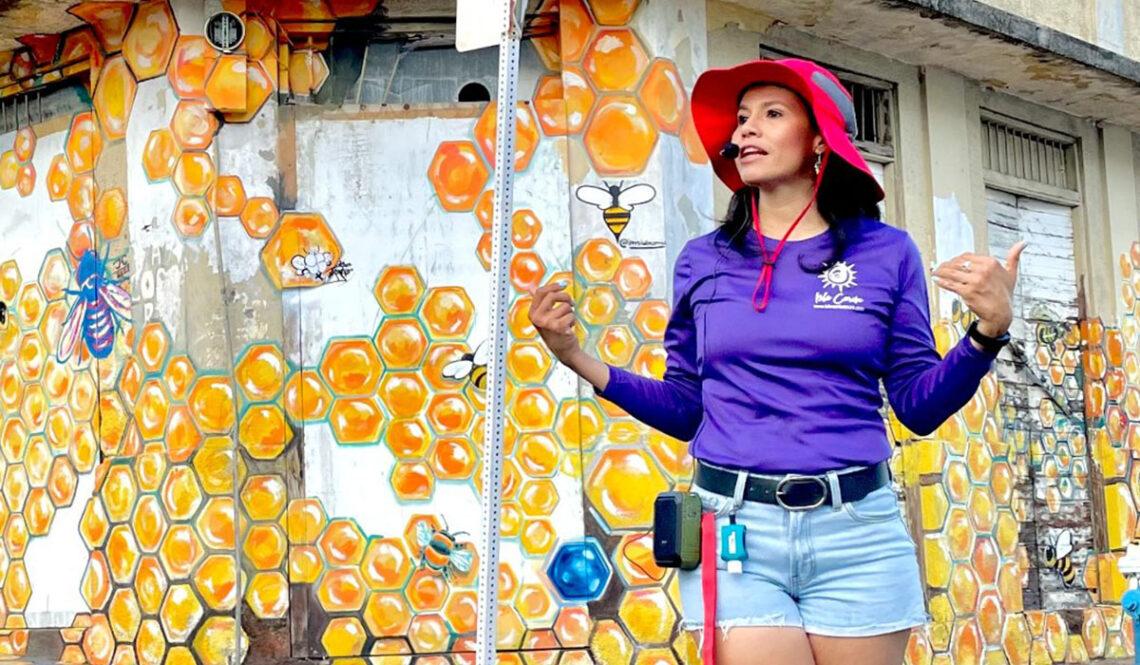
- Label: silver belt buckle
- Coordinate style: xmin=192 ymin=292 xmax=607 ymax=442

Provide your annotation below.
xmin=774 ymin=474 xmax=828 ymax=511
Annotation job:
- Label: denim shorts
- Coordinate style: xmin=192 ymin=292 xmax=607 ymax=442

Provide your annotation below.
xmin=678 ymin=468 xmax=931 ymax=637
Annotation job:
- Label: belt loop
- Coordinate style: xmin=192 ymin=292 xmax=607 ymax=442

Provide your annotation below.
xmin=731 ymin=471 xmax=748 ymax=512
xmin=825 ymin=471 xmax=842 ymax=511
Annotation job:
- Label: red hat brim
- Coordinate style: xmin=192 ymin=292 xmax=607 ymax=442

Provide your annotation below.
xmin=691 ymin=59 xmax=885 ymax=201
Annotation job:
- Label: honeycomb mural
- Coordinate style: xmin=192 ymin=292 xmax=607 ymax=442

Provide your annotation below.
xmin=0 ymin=0 xmax=1135 ymax=663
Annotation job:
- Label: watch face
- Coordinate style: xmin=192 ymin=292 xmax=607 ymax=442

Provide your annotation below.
xmin=205 ymin=12 xmax=245 ymax=52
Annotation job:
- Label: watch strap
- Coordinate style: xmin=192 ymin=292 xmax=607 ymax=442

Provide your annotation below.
xmin=967 ymin=320 xmax=1010 ymax=354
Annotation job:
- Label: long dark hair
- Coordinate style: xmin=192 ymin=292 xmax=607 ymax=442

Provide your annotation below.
xmin=718 ymin=85 xmax=882 ymax=273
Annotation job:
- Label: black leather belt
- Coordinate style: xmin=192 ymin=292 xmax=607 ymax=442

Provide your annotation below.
xmin=694 ymin=459 xmax=891 ymax=510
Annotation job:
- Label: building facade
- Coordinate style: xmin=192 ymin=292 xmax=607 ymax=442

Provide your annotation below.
xmin=0 ymin=0 xmax=1138 ymax=663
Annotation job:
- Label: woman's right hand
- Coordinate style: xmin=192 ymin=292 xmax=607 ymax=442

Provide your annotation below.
xmin=528 ymin=281 xmax=582 ymax=363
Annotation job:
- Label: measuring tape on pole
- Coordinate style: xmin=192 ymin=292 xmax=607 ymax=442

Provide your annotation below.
xmin=474 ymin=1 xmax=525 ymax=664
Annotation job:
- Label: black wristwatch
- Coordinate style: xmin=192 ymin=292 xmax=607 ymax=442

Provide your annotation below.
xmin=966 ymin=320 xmax=1011 ymax=355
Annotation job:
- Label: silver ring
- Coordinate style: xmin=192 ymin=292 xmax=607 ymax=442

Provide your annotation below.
xmin=961 ymin=260 xmax=972 ymax=273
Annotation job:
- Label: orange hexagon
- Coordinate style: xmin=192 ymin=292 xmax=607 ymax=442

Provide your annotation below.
xmin=173 ymin=197 xmax=213 ymax=236
xmin=580 ymin=285 xmax=620 ymax=325
xmin=196 ymin=496 xmax=236 ymax=551
xmin=511 ymin=209 xmax=543 ymax=248
xmin=405 ymin=568 xmax=448 ymax=611
xmin=135 ymin=556 xmax=167 ymax=615
xmin=320 ymin=338 xmax=382 ymax=396
xmin=17 ymin=281 xmax=46 ymax=327
xmin=583 ymin=30 xmax=649 ymax=92
xmin=260 ymin=212 xmax=343 ymax=289
xmin=361 ymin=537 xmax=413 ymax=590
xmin=160 ymin=524 xmax=204 ymax=579
xmin=168 ymin=36 xmax=217 ymax=99
xmin=134 ymin=380 xmax=171 ymax=441
xmin=122 ymin=0 xmax=177 ymax=80
xmin=639 ymin=59 xmax=686 ymax=134
xmin=132 ymin=495 xmax=168 ymax=554
xmin=385 ymin=418 xmax=431 ymax=459
xmin=476 ymin=232 xmax=492 ymax=270
xmin=0 ymin=151 xmax=16 ymax=190
xmin=584 ymin=95 xmax=658 ymax=175
xmin=288 ymin=49 xmax=330 ymax=96
xmin=430 ymin=436 xmax=477 ymax=480
xmin=391 ymin=461 xmax=434 ymax=501
xmin=189 ymin=375 xmax=236 ymax=434
xmin=246 ymin=571 xmax=288 ymax=619
xmin=474 ymin=103 xmax=541 ymax=172
xmin=222 ymin=60 xmax=277 ymax=124
xmin=244 ymin=17 xmax=274 ymax=60
xmin=235 ymin=343 xmax=286 ymax=402
xmin=94 ymin=187 xmax=128 ymax=239
xmin=632 ymin=300 xmax=668 ymax=340
xmin=205 ymin=54 xmax=247 ymax=111
xmin=378 ymin=372 xmax=428 ymax=418
xmin=511 ymin=387 xmax=557 ymax=431
xmin=162 ymin=465 xmax=203 ymax=521
xmin=164 ymin=355 xmax=196 ymax=400
xmin=187 ymin=436 xmax=241 ymax=496
xmin=173 ymin=151 xmax=216 ymax=196
xmin=319 ymin=519 xmax=367 ymax=566
xmin=47 ymin=155 xmax=73 ymax=201
xmin=426 ymin=393 xmax=474 ymax=434
xmin=136 ymin=322 xmax=168 ymax=373
xmin=238 ymin=404 xmax=292 ymax=459
xmin=240 ymin=474 xmax=287 ymax=521
xmin=586 ymin=448 xmax=668 ymax=530
xmin=171 ymin=100 xmax=219 ymax=150
xmin=142 ymin=129 xmax=179 ymax=182
xmin=106 ymin=524 xmax=141 ymax=583
xmin=283 ymin=370 xmax=333 ymax=422
xmin=285 ymin=498 xmax=328 ymax=545
xmin=533 ymin=68 xmax=596 ymax=136
xmin=559 ymin=0 xmax=594 ymax=62
xmin=119 ymin=357 xmax=144 ymax=409
xmin=374 ymin=266 xmax=425 ymax=314
xmin=322 ymin=616 xmax=367 ymax=657
xmin=14 ymin=166 xmax=31 ymax=197
xmin=205 ymin=175 xmax=246 ymax=218
xmin=159 ymin=584 xmax=204 ymax=644
xmin=81 ymin=552 xmax=112 ymax=610
xmin=26 ymin=487 xmax=56 ymax=535
xmin=317 ymin=567 xmax=368 ymax=613
xmin=244 ymin=523 xmax=288 ymax=570
xmin=329 ymin=396 xmax=386 ymax=445
xmin=48 ymin=456 xmax=78 ymax=507
xmin=586 ymin=0 xmax=641 ymax=25
xmin=422 ymin=287 xmax=475 ymax=340
xmin=239 ymin=196 xmax=278 ymax=238
xmin=510 ymin=252 xmax=547 ymax=293
xmin=70 ymin=423 xmax=97 ymax=473
xmin=68 ymin=172 xmax=97 ymax=221
xmin=14 ymin=127 xmax=35 ymax=162
xmin=66 ymin=112 xmax=103 ymax=174
xmin=428 ymin=141 xmax=489 ymax=212
xmin=364 ymin=592 xmax=413 ymax=637
xmin=93 ymin=55 xmax=138 ymax=140
xmin=375 ymin=319 xmax=429 ymax=369
xmin=136 ymin=441 xmax=167 ymax=493
xmin=102 ymin=464 xmax=138 ymax=522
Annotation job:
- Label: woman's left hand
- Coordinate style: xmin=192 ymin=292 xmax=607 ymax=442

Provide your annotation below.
xmin=932 ymin=240 xmax=1028 ymax=339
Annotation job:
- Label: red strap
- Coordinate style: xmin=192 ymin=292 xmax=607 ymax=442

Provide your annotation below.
xmin=701 ymin=511 xmax=718 ymax=665
xmin=748 ymin=151 xmax=830 ymax=312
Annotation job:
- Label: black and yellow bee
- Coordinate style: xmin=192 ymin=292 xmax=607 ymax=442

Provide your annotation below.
xmin=575 ymin=182 xmax=656 ymax=243
xmin=442 ymin=341 xmax=488 ymax=390
xmin=1044 ymin=528 xmax=1077 ymax=587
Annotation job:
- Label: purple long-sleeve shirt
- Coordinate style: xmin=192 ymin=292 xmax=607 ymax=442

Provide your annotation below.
xmin=597 ymin=217 xmax=996 ymax=474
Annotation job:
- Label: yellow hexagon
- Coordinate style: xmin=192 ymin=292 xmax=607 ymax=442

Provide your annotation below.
xmin=160 ymin=524 xmax=205 ymax=580
xmin=132 ymin=494 xmax=168 ymax=553
xmin=108 ymin=588 xmax=141 ymax=642
xmin=93 ymin=55 xmax=138 ymax=140
xmin=192 ymin=616 xmax=247 ymax=665
xmin=161 ymin=584 xmax=204 ymax=644
xmin=193 ymin=554 xmax=236 ymax=611
xmin=317 ymin=567 xmax=368 ymax=613
xmin=122 ymin=0 xmax=177 ymax=80
xmin=106 ymin=524 xmax=141 ymax=584
xmin=360 ymin=538 xmax=412 ymax=591
xmin=235 ymin=343 xmax=287 ymax=402
xmin=246 ymin=571 xmax=289 ymax=619
xmin=196 ymin=496 xmax=236 ymax=551
xmin=617 ymin=587 xmax=675 ymax=644
xmin=285 ymin=498 xmax=328 ymax=544
xmin=320 ymin=338 xmax=382 ymax=397
xmin=241 ymin=474 xmax=287 ymax=521
xmin=374 ymin=266 xmax=425 ymax=314
xmin=422 ymin=287 xmax=475 ymax=340
xmin=238 ymin=404 xmax=292 ymax=460
xmin=244 ymin=523 xmax=287 ymax=570
xmin=188 ymin=375 xmax=236 ymax=434
xmin=322 ymin=617 xmax=367 ymax=657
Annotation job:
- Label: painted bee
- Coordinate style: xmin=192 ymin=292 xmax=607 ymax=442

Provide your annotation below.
xmin=0 ymin=301 xmax=7 ymax=326
xmin=415 ymin=520 xmax=474 ymax=581
xmin=1044 ymin=528 xmax=1077 ymax=587
xmin=575 ymin=181 xmax=656 ymax=243
xmin=442 ymin=340 xmax=488 ymax=390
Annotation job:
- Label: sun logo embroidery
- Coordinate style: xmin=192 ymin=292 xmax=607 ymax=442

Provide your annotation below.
xmin=814 ymin=260 xmax=866 ymax=310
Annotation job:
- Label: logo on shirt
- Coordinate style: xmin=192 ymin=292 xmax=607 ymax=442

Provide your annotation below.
xmin=813 ymin=260 xmax=866 ymax=311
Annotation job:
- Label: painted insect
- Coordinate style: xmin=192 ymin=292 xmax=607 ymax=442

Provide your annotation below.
xmin=0 ymin=301 xmax=7 ymax=326
xmin=58 ymin=247 xmax=132 ymax=362
xmin=291 ymin=248 xmax=352 ymax=282
xmin=575 ymin=182 xmax=656 ymax=242
xmin=442 ymin=340 xmax=488 ymax=390
xmin=415 ymin=520 xmax=474 ymax=580
xmin=1043 ymin=528 xmax=1076 ymax=587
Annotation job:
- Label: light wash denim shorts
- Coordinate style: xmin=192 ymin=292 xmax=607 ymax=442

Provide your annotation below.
xmin=678 ymin=467 xmax=931 ymax=638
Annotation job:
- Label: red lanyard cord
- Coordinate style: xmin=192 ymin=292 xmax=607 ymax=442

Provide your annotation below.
xmin=748 ymin=150 xmax=830 ymax=312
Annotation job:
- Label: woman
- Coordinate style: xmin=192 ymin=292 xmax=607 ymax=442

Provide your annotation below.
xmin=529 ymin=58 xmax=1025 ymax=665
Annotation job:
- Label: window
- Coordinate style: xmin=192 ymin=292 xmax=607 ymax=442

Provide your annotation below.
xmin=0 ymin=81 xmax=90 ymax=134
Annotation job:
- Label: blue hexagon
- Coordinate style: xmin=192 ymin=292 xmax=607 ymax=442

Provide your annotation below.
xmin=546 ymin=537 xmax=611 ymax=602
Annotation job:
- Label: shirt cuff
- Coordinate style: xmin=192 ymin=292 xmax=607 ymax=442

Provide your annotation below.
xmin=955 ymin=333 xmax=999 ymax=367
xmin=594 ymin=363 xmax=620 ymax=400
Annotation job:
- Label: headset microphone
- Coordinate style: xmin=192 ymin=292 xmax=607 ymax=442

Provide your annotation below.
xmin=719 ymin=142 xmax=740 ymax=159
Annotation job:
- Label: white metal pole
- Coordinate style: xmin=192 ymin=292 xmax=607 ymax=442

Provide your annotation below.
xmin=475 ymin=1 xmax=526 ymax=664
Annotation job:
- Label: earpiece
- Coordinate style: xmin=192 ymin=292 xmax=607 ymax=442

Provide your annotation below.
xmin=719 ymin=142 xmax=740 ymax=159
